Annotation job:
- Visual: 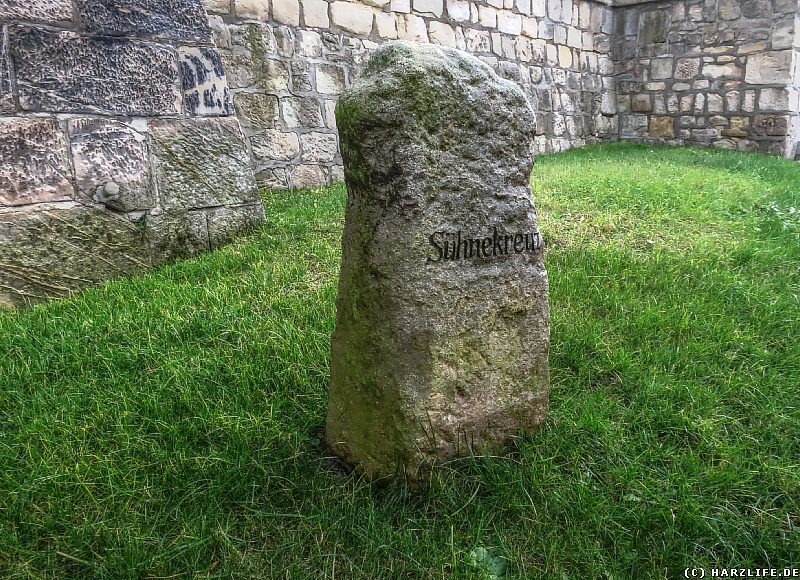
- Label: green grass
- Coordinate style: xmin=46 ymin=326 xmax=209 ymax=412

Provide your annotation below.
xmin=1 ymin=142 xmax=798 ymax=578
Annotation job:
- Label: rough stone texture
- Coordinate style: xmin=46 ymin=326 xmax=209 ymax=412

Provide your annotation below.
xmin=68 ymin=118 xmax=154 ymax=212
xmin=179 ymin=47 xmax=235 ymax=116
xmin=614 ymin=0 xmax=800 ymax=156
xmin=76 ymin=0 xmax=212 ymax=41
xmin=0 ymin=117 xmax=73 ymax=207
xmin=0 ymin=1 xmax=73 ymax=24
xmin=0 ymin=0 xmax=267 ymax=309
xmin=0 ymin=206 xmax=151 ymax=308
xmin=9 ymin=26 xmax=182 ymax=115
xmin=207 ymin=203 xmax=265 ymax=247
xmin=0 ymin=26 xmax=14 ymax=113
xmin=149 ymin=117 xmax=260 ymax=211
xmin=210 ymin=0 xmax=617 ymax=186
xmin=326 ymin=42 xmax=550 ymax=482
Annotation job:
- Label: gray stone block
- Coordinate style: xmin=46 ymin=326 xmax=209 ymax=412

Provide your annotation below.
xmin=179 ymin=47 xmax=234 ymax=117
xmin=149 ymin=117 xmax=261 ymax=211
xmin=0 ymin=0 xmax=73 ymax=24
xmin=68 ymin=118 xmax=155 ymax=212
xmin=0 ymin=117 xmax=73 ymax=207
xmin=638 ymin=11 xmax=670 ymax=45
xmin=9 ymin=26 xmax=181 ymax=115
xmin=75 ymin=0 xmax=212 ymax=42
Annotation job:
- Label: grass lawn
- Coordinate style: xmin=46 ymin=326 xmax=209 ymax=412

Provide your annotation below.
xmin=1 ymin=142 xmax=798 ymax=578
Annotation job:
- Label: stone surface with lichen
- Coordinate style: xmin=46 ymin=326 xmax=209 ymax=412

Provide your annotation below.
xmin=326 ymin=41 xmax=550 ymax=484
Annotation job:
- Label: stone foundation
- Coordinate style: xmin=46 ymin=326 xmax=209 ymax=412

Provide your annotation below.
xmin=0 ymin=1 xmax=265 ymax=308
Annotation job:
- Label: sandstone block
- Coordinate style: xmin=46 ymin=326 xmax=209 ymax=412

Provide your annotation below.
xmin=719 ymin=0 xmax=742 ymax=19
xmin=753 ymin=114 xmax=789 ymax=136
xmin=149 ymin=117 xmax=260 ymax=211
xmin=303 ymin=0 xmax=330 ymax=27
xmin=447 ymin=0 xmax=471 ymax=21
xmin=0 ymin=117 xmax=73 ymax=207
xmin=429 ymin=21 xmax=456 ymax=47
xmin=273 ymin=0 xmax=301 ymax=26
xmin=397 ymin=14 xmax=429 ymax=42
xmin=68 ymin=118 xmax=154 ymax=212
xmin=76 ymin=0 xmax=212 ymax=41
xmin=649 ymin=115 xmax=675 ymax=139
xmin=251 ymin=128 xmax=301 ymax=160
xmin=9 ymin=26 xmax=181 ymax=115
xmin=331 ymin=2 xmax=374 ymax=35
xmin=620 ymin=113 xmax=648 ymax=136
xmin=234 ymin=92 xmax=280 ymax=132
xmin=316 ymin=63 xmax=346 ymax=94
xmin=204 ymin=0 xmax=231 ymax=14
xmin=300 ymin=132 xmax=338 ymax=162
xmin=479 ymin=5 xmax=498 ymax=27
xmin=745 ymin=51 xmax=791 ymax=84
xmin=179 ymin=47 xmax=234 ymax=117
xmin=414 ymin=0 xmax=444 ymax=17
xmin=497 ymin=11 xmax=522 ymax=35
xmin=327 ymin=42 xmax=549 ymax=482
xmin=631 ymin=93 xmax=652 ymax=112
xmin=707 ymin=93 xmax=724 ymax=113
xmin=704 ymin=63 xmax=741 ymax=78
xmin=235 ymin=0 xmax=269 ymax=19
xmin=638 ymin=11 xmax=669 ymax=45
xmin=0 ymin=0 xmax=72 ymax=23
xmin=259 ymin=59 xmax=290 ymax=91
xmin=651 ymin=57 xmax=673 ymax=80
xmin=759 ymin=87 xmax=789 ymax=111
xmin=391 ymin=0 xmax=411 ymax=12
xmin=375 ymin=12 xmax=399 ymax=39
xmin=290 ymin=164 xmax=329 ymax=188
xmin=464 ymin=28 xmax=491 ymax=52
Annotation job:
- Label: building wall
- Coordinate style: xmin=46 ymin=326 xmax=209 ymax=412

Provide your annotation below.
xmin=0 ymin=0 xmax=265 ymax=308
xmin=205 ymin=0 xmax=619 ymax=189
xmin=613 ymin=0 xmax=799 ymax=157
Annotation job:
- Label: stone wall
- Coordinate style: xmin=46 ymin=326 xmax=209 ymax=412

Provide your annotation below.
xmin=204 ymin=0 xmax=619 ymax=189
xmin=0 ymin=0 xmax=265 ymax=308
xmin=613 ymin=0 xmax=800 ymax=157
xmin=5 ymin=0 xmax=800 ymax=307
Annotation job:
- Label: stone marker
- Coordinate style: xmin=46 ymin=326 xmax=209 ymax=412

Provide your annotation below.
xmin=325 ymin=41 xmax=550 ymax=483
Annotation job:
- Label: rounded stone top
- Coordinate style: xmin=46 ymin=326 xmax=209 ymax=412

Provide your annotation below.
xmin=335 ymin=41 xmax=536 ymax=193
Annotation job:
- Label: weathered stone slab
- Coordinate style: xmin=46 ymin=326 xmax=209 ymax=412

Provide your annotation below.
xmin=0 ymin=1 xmax=73 ymax=24
xmin=149 ymin=117 xmax=261 ymax=211
xmin=326 ymin=42 xmax=550 ymax=483
xmin=0 ymin=27 xmax=14 ymax=113
xmin=745 ymin=51 xmax=792 ymax=84
xmin=0 ymin=117 xmax=73 ymax=207
xmin=0 ymin=205 xmax=150 ymax=308
xmin=75 ymin=0 xmax=212 ymax=41
xmin=9 ymin=26 xmax=182 ymax=115
xmin=68 ymin=118 xmax=155 ymax=212
xmin=179 ymin=47 xmax=234 ymax=117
